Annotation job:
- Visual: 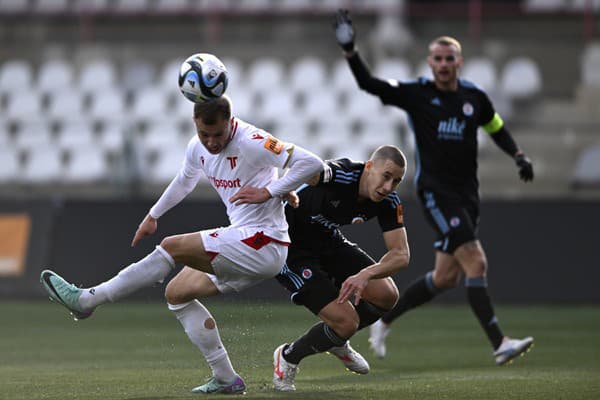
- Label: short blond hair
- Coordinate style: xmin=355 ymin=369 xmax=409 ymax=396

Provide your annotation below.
xmin=429 ymin=36 xmax=462 ymax=55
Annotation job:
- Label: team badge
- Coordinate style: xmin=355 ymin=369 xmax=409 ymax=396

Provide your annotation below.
xmin=264 ymin=135 xmax=284 ymax=154
xmin=450 ymin=217 xmax=461 ymax=227
xmin=463 ymin=102 xmax=474 ymax=116
xmin=302 ymin=268 xmax=313 ymax=279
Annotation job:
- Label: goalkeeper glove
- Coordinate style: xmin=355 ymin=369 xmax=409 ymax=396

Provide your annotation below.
xmin=334 ymin=9 xmax=355 ymax=52
xmin=515 ymin=153 xmax=534 ymax=182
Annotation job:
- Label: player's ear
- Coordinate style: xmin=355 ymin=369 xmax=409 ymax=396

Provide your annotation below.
xmin=365 ymin=160 xmax=373 ymax=171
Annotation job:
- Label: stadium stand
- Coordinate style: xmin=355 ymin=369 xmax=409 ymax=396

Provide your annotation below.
xmin=0 ymin=1 xmax=596 ymax=199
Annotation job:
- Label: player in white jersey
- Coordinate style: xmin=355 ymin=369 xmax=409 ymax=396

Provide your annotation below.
xmin=40 ymin=96 xmax=323 ymax=395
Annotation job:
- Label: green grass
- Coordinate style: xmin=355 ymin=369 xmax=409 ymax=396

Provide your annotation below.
xmin=1 ymin=301 xmax=599 ymax=399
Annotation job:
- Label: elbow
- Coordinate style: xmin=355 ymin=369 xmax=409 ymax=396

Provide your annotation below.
xmin=391 ymin=248 xmax=410 ymax=272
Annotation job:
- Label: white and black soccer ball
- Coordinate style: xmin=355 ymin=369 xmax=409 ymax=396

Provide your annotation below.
xmin=178 ymin=53 xmax=228 ymax=103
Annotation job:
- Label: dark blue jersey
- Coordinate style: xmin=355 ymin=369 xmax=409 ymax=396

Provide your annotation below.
xmin=286 ymin=158 xmax=404 ymax=250
xmin=348 ymin=53 xmax=497 ymax=195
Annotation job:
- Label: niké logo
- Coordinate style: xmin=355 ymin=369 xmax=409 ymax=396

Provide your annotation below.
xmin=437 ymin=117 xmax=465 ymax=141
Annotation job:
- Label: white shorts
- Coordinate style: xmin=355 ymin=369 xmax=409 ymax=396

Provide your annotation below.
xmin=200 ymin=226 xmax=289 ymax=293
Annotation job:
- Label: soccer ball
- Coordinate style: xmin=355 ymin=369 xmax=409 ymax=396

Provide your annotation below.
xmin=178 ymin=53 xmax=228 ymax=103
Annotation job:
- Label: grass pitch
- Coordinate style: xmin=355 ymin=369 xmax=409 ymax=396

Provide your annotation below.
xmin=1 ymin=301 xmax=599 ymax=400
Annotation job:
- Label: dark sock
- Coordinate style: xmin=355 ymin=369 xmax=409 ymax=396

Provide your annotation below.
xmin=283 ymin=322 xmax=347 ymax=365
xmin=356 ymin=300 xmax=387 ymax=330
xmin=381 ymin=271 xmax=442 ymax=324
xmin=465 ymin=276 xmax=504 ymax=350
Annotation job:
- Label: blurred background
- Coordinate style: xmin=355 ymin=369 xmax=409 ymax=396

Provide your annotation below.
xmin=0 ymin=0 xmax=598 ymax=302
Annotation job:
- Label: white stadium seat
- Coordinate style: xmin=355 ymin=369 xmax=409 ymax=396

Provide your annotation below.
xmin=14 ymin=119 xmax=53 ymax=150
xmin=22 ymin=145 xmax=64 ymax=183
xmin=289 ymin=57 xmax=328 ymax=96
xmin=38 ymin=59 xmax=75 ymax=93
xmin=87 ymin=88 xmax=126 ymax=122
xmin=330 ymin=59 xmax=358 ymax=96
xmin=462 ymin=57 xmax=497 ymax=92
xmin=46 ymin=89 xmax=84 ymax=122
xmin=0 ymin=60 xmax=33 ymax=94
xmin=500 ymin=57 xmax=542 ymax=99
xmin=374 ymin=58 xmax=412 ymax=83
xmin=0 ymin=147 xmax=20 ymax=183
xmin=78 ymin=60 xmax=118 ymax=94
xmin=130 ymin=87 xmax=169 ymax=123
xmin=246 ymin=58 xmax=286 ymax=97
xmin=5 ymin=90 xmax=42 ymax=121
xmin=56 ymin=120 xmax=97 ymax=151
xmin=63 ymin=145 xmax=109 ymax=183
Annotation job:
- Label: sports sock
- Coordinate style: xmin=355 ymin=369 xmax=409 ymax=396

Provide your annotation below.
xmin=356 ymin=300 xmax=387 ymax=330
xmin=169 ymin=300 xmax=237 ymax=383
xmin=381 ymin=271 xmax=442 ymax=324
xmin=283 ymin=322 xmax=347 ymax=365
xmin=465 ymin=276 xmax=504 ymax=350
xmin=79 ymin=245 xmax=174 ymax=310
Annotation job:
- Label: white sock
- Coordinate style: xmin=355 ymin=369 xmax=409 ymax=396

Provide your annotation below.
xmin=79 ymin=245 xmax=174 ymax=310
xmin=169 ymin=300 xmax=237 ymax=383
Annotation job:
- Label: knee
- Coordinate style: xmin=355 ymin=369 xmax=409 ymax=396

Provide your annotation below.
xmin=160 ymin=235 xmax=180 ymax=259
xmin=165 ymin=278 xmax=193 ymax=305
xmin=466 ymin=257 xmax=487 ymax=278
xmin=380 ymin=284 xmax=399 ymax=311
xmin=433 ymin=270 xmax=461 ymax=289
xmin=328 ymin=313 xmax=359 ymax=339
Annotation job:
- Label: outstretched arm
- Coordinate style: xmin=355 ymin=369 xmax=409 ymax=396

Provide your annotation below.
xmin=337 ymin=227 xmax=410 ymax=305
xmin=485 ymin=114 xmax=534 ymax=182
xmin=333 ymin=9 xmax=397 ymax=96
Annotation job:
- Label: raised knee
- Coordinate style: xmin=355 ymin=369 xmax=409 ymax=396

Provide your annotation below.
xmin=160 ymin=235 xmax=179 ymax=257
xmin=433 ymin=272 xmax=461 ymax=289
xmin=330 ymin=314 xmax=359 ymax=338
xmin=165 ymin=279 xmax=192 ymax=305
xmin=381 ymin=286 xmax=399 ymax=310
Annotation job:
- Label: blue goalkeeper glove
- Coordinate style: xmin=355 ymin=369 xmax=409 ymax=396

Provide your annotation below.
xmin=334 ymin=9 xmax=355 ymax=52
xmin=515 ymin=153 xmax=534 ymax=182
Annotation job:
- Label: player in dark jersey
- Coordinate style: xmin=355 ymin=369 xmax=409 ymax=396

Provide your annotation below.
xmin=273 ymin=145 xmax=410 ymax=392
xmin=334 ymin=9 xmax=534 ymax=366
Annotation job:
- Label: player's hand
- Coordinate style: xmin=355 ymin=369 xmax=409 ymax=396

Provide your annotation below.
xmin=283 ymin=191 xmax=299 ymax=208
xmin=229 ymin=186 xmax=272 ymax=205
xmin=131 ymin=213 xmax=158 ymax=247
xmin=337 ymin=270 xmax=370 ymax=305
xmin=515 ymin=153 xmax=534 ymax=182
xmin=333 ymin=9 xmax=355 ymax=52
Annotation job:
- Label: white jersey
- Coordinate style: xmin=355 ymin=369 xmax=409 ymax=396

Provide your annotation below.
xmin=184 ymin=118 xmax=289 ymax=238
xmin=149 ymin=117 xmax=323 ymax=243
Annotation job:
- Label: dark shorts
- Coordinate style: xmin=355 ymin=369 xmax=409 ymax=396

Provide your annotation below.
xmin=417 ymin=188 xmax=480 ymax=254
xmin=276 ymin=233 xmax=375 ymax=315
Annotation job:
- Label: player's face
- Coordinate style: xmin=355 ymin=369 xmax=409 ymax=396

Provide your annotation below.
xmin=364 ymin=159 xmax=405 ymax=202
xmin=428 ymin=43 xmax=462 ymax=89
xmin=194 ymin=116 xmax=231 ymax=154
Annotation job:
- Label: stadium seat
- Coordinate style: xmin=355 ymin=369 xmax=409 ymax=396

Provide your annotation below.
xmin=171 ymin=89 xmax=196 ymax=120
xmin=345 ymin=93 xmax=385 ymax=120
xmin=5 ymin=90 xmax=42 ymax=121
xmin=499 ymin=57 xmax=542 ymax=99
xmin=221 ymin=57 xmax=244 ymax=89
xmin=38 ymin=59 xmax=75 ymax=95
xmin=228 ymin=89 xmax=255 ymax=121
xmin=78 ymin=60 xmax=118 ymax=95
xmin=462 ymin=57 xmax=497 ymax=92
xmin=121 ymin=60 xmax=155 ymax=95
xmin=288 ymin=57 xmax=328 ymax=96
xmin=374 ymin=58 xmax=412 ymax=83
xmin=87 ymin=88 xmax=126 ymax=123
xmin=300 ymin=90 xmax=340 ymax=120
xmin=63 ymin=145 xmax=109 ymax=183
xmin=330 ymin=59 xmax=358 ymax=97
xmin=246 ymin=58 xmax=286 ymax=98
xmin=0 ymin=147 xmax=20 ymax=183
xmin=14 ymin=119 xmax=53 ymax=150
xmin=255 ymin=89 xmax=297 ymax=125
xmin=98 ymin=121 xmax=125 ymax=154
xmin=130 ymin=87 xmax=169 ymax=123
xmin=271 ymin=116 xmax=311 ymax=150
xmin=21 ymin=145 xmax=64 ymax=183
xmin=56 ymin=120 xmax=96 ymax=151
xmin=0 ymin=60 xmax=33 ymax=95
xmin=46 ymin=89 xmax=84 ymax=123
xmin=158 ymin=57 xmax=185 ymax=96
xmin=571 ymin=144 xmax=600 ymax=188
xmin=140 ymin=120 xmax=183 ymax=152
xmin=146 ymin=142 xmax=188 ymax=184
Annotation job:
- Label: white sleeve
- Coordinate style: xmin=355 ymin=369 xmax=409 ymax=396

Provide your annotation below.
xmin=149 ymin=142 xmax=203 ymax=219
xmin=265 ymin=144 xmax=324 ymax=197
